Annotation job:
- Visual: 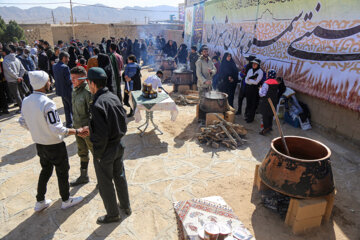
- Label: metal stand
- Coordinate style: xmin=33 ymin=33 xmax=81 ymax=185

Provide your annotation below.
xmin=137 ymin=111 xmax=163 ymax=137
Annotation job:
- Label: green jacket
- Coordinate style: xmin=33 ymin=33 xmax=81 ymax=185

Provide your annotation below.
xmin=72 ymin=82 xmax=92 ymax=128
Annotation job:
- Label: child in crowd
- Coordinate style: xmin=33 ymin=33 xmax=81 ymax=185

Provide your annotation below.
xmin=212 ymin=56 xmax=220 ymax=89
xmin=258 ymin=69 xmax=279 ymax=135
xmin=77 ymin=58 xmax=87 ymax=70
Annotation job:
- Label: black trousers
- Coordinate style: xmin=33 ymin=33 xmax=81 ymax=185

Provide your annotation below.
xmin=262 ymin=114 xmax=274 ymax=130
xmin=226 ymin=87 xmax=236 ymax=108
xmin=245 ymin=85 xmax=259 ymax=122
xmin=94 ymin=143 xmax=130 ymax=217
xmin=237 ymin=85 xmax=246 ymax=113
xmin=36 ymin=142 xmax=70 ymax=202
xmin=0 ymin=81 xmax=8 ymax=111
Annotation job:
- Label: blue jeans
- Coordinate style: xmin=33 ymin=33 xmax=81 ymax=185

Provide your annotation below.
xmin=61 ymin=96 xmax=73 ymax=128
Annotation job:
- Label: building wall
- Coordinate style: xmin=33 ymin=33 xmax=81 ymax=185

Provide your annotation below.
xmin=21 ymin=23 xmax=183 ymax=45
xmin=51 ymin=25 xmax=73 ymax=44
xmin=20 ymin=24 xmax=53 ymax=45
xmin=164 ymin=29 xmax=184 ymax=46
xmin=74 ymin=24 xmax=110 ymax=43
xmin=297 ymin=93 xmax=360 ymax=146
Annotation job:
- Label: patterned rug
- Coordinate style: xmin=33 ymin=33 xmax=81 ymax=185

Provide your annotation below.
xmin=173 ymin=196 xmax=254 ymax=240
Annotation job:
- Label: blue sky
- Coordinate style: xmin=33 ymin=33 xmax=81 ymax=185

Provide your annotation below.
xmin=0 ymin=0 xmax=184 ymax=9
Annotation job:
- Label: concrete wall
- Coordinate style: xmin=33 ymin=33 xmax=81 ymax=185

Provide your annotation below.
xmin=297 ymin=93 xmax=360 ymax=146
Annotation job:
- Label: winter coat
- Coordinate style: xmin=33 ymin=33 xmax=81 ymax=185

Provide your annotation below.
xmin=259 ymin=79 xmax=279 ymax=116
xmin=195 ymin=55 xmax=217 ymax=89
xmin=97 ymin=53 xmax=116 ymax=93
xmin=53 ymin=61 xmax=72 ymax=98
xmin=218 ymin=53 xmax=238 ymax=93
xmin=72 ymin=82 xmax=92 ymax=128
xmin=38 ymin=51 xmax=49 ymax=72
xmin=2 ymin=53 xmax=25 ymax=83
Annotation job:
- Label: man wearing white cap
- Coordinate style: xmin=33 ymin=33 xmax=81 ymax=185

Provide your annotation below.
xmin=19 ymin=70 xmax=84 ymax=212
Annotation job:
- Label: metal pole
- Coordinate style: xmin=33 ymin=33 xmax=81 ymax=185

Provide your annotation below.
xmin=51 ymin=10 xmax=55 ymax=24
xmin=70 ymin=0 xmax=75 ymax=39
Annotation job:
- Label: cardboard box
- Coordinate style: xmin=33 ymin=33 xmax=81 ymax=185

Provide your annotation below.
xmin=225 ymin=111 xmax=235 ymax=123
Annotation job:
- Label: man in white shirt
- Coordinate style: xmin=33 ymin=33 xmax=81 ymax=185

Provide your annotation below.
xmin=144 ymin=71 xmax=164 ymax=90
xmin=19 ymin=70 xmax=85 ymax=212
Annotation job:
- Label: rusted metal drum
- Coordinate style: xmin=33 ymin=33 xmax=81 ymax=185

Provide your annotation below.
xmin=259 ymin=136 xmax=334 ymax=198
xmin=171 ymin=70 xmax=193 ymax=85
xmin=161 ymin=58 xmax=176 ymax=70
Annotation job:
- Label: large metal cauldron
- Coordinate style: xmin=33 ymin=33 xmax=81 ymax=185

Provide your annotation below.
xmin=259 ymin=136 xmax=334 ymax=198
xmin=171 ymin=70 xmax=193 ymax=85
xmin=200 ymin=91 xmax=228 ymax=113
xmin=161 ymin=58 xmax=176 ymax=70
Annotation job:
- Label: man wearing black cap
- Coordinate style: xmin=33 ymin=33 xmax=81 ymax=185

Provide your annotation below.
xmin=80 ymin=67 xmax=131 ymax=224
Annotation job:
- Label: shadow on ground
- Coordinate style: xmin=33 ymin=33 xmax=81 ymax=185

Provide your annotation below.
xmin=123 ymin=130 xmax=168 ymax=160
xmin=1 ymin=141 xmax=78 ymax=167
xmin=2 ymin=187 xmax=98 ymax=240
xmin=173 ymin=118 xmax=199 ymax=148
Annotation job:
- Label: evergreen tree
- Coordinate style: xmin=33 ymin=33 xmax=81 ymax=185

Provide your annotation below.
xmin=0 ymin=17 xmax=25 ymax=43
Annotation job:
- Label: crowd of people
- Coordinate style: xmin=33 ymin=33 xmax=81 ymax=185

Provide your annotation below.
xmin=193 ymin=46 xmax=286 ymax=135
xmin=0 ymin=34 xmax=288 ymax=225
xmin=0 ymin=36 xmax=172 ymax=224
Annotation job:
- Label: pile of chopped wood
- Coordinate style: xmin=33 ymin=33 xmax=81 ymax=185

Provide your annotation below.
xmin=197 ymin=114 xmax=247 ymax=149
xmin=170 ymin=91 xmax=199 ymax=106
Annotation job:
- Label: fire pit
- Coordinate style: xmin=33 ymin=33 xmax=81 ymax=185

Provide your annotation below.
xmin=259 ymin=136 xmax=334 ymax=198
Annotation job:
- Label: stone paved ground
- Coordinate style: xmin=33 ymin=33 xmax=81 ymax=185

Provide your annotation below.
xmin=0 ymin=71 xmax=359 ymax=240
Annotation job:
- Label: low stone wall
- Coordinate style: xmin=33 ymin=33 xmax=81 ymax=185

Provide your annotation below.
xmin=296 ymin=93 xmax=360 ymax=146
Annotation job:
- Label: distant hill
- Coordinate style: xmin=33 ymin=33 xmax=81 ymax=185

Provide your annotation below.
xmin=0 ymin=4 xmax=178 ymax=24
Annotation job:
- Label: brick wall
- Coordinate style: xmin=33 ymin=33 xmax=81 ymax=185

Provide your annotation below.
xmin=20 ymin=24 xmax=53 ymax=45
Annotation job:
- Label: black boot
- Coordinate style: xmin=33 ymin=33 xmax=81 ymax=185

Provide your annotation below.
xmin=70 ymin=168 xmax=89 ymax=186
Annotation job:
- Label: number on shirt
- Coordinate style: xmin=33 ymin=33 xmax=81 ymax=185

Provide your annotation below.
xmin=47 ymin=110 xmax=60 ymax=124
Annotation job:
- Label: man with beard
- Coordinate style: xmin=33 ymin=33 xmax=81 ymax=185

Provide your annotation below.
xmin=195 ymin=46 xmax=216 ymax=97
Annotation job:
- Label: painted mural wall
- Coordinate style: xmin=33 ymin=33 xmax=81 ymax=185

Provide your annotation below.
xmin=200 ymin=0 xmax=360 ymax=111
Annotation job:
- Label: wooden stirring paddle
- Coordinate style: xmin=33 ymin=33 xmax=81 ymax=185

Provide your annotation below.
xmin=268 ymin=98 xmax=291 ymax=156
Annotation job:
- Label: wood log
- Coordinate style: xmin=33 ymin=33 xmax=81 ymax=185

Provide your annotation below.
xmin=221 ymin=141 xmax=231 ymax=148
xmin=215 ymin=114 xmax=244 ymax=145
xmin=212 ymin=142 xmax=220 ymax=149
xmin=218 ymin=122 xmax=237 ymax=146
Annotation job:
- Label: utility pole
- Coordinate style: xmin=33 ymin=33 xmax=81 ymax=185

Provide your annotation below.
xmin=70 ymin=0 xmax=75 ymax=39
xmin=51 ymin=10 xmax=55 ymax=24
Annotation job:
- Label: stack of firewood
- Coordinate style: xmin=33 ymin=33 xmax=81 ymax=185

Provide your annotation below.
xmin=197 ymin=114 xmax=247 ymax=149
xmin=170 ymin=92 xmax=199 ymax=106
